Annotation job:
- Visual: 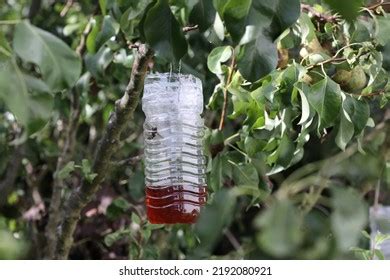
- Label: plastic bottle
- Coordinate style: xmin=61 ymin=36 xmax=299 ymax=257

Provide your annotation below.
xmin=142 ymin=73 xmax=207 ymax=224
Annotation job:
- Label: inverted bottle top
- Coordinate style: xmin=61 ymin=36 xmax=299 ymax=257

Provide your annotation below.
xmin=142 ymin=73 xmax=204 ymax=114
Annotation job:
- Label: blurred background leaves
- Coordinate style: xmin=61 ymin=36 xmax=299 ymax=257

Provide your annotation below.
xmin=0 ymin=0 xmax=389 ymax=260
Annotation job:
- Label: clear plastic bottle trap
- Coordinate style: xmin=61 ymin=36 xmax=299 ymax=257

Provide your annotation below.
xmin=142 ymin=73 xmax=207 ymax=224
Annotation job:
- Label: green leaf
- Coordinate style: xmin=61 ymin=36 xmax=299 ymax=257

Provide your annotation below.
xmin=98 ymin=0 xmax=107 ymax=16
xmin=189 ymin=0 xmax=216 ymax=32
xmin=324 ymin=0 xmax=363 ymax=22
xmin=276 ymin=134 xmax=295 ymax=167
xmin=254 ymin=200 xmax=303 ymax=257
xmin=335 ymin=94 xmax=355 ymax=151
xmin=85 ymin=47 xmax=114 ymax=79
xmin=232 ymin=162 xmax=259 ymax=187
xmin=95 ymin=16 xmax=119 ymax=53
xmin=131 ymin=212 xmax=141 ymax=225
xmin=212 ymin=0 xmax=228 ymax=15
xmin=81 ymin=159 xmax=98 ymax=183
xmin=331 ymin=187 xmax=368 ymax=252
xmin=111 ymin=197 xmax=130 ymax=211
xmin=128 ymin=171 xmax=145 ymax=201
xmin=335 ymin=108 xmax=354 ymax=151
xmin=195 ymin=189 xmax=236 ymax=253
xmin=209 ymin=154 xmax=223 ymax=191
xmin=295 ymin=82 xmax=311 ymax=125
xmin=0 ymin=59 xmax=53 ymax=133
xmin=56 ymin=161 xmax=75 ymax=180
xmin=142 ymin=0 xmax=187 ymax=61
xmin=0 ymin=31 xmax=12 ymax=61
xmin=375 ymin=16 xmax=390 ymax=46
xmin=13 ymin=21 xmax=81 ymax=91
xmin=237 ymin=34 xmax=278 ymax=82
xmin=247 ymin=0 xmax=301 ymax=41
xmin=307 ymin=78 xmax=342 ymax=130
xmin=222 ymin=0 xmax=252 ymax=42
xmin=244 ymin=136 xmax=262 ymax=157
xmin=120 ymin=0 xmax=152 ymax=34
xmin=106 ymin=197 xmax=131 ymax=220
xmin=236 ymin=0 xmax=300 ymax=81
xmin=299 ymin=13 xmax=316 ymax=44
xmin=381 ymin=43 xmax=390 ymax=71
xmin=343 ymin=95 xmax=370 ymax=135
xmin=207 ymin=46 xmax=233 ymax=74
xmin=374 ymin=249 xmax=385 ymax=260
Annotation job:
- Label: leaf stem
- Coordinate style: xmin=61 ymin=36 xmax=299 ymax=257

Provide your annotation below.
xmin=218 ymin=51 xmax=236 ymax=131
xmin=306 ymin=43 xmax=363 ymax=70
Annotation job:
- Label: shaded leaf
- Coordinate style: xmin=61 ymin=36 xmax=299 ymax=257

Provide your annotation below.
xmin=0 ymin=31 xmax=12 ymax=61
xmin=0 ymin=59 xmax=53 ymax=133
xmin=331 ymin=187 xmax=368 ymax=251
xmin=276 ymin=134 xmax=295 ymax=167
xmin=195 ymin=189 xmax=236 ymax=253
xmin=307 ymin=78 xmax=342 ymax=130
xmin=232 ymin=162 xmax=259 ymax=187
xmin=142 ymin=0 xmax=187 ymax=61
xmin=56 ymin=161 xmax=75 ymax=180
xmin=335 ymin=94 xmax=354 ymax=150
xmin=236 ymin=0 xmax=300 ymax=81
xmin=237 ymin=34 xmax=278 ymax=82
xmin=296 ymin=83 xmax=311 ymax=125
xmin=209 ymin=154 xmax=223 ymax=191
xmin=324 ymin=0 xmax=363 ymax=22
xmin=13 ymin=21 xmax=81 ymax=91
xmin=254 ymin=200 xmax=303 ymax=257
xmin=189 ymin=0 xmax=216 ymax=32
xmin=343 ymin=95 xmax=370 ymax=135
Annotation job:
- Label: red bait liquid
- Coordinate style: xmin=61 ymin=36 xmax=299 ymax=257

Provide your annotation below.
xmin=145 ymin=185 xmax=207 ymax=224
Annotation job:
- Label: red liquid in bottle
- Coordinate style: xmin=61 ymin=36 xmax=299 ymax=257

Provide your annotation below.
xmin=145 ymin=185 xmax=207 ymax=224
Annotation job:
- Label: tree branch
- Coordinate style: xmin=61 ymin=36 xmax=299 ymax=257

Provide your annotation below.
xmin=28 ymin=0 xmax=42 ymax=20
xmin=44 ymin=18 xmax=92 ymax=259
xmin=54 ymin=44 xmax=153 ymax=259
xmin=60 ymin=0 xmax=74 ymax=17
xmin=44 ymin=88 xmax=81 ymax=258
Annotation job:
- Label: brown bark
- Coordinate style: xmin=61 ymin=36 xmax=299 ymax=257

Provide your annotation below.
xmin=53 ymin=44 xmax=153 ymax=259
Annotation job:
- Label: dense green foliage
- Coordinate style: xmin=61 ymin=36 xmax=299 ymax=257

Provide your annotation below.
xmin=0 ymin=0 xmax=389 ymax=259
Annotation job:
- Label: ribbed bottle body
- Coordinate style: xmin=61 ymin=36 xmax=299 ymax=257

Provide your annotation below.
xmin=142 ymin=73 xmax=207 ymax=224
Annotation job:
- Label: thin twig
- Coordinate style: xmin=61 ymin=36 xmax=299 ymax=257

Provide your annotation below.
xmin=277 ymin=110 xmax=390 ymax=201
xmin=112 ymin=154 xmax=143 ymax=166
xmin=218 ymin=52 xmax=236 ymax=131
xmin=60 ymin=0 xmax=74 ymax=17
xmin=301 ymin=3 xmax=339 ymax=23
xmin=351 ymin=89 xmax=386 ymax=97
xmin=182 ymin=25 xmax=198 ymax=32
xmin=223 ymin=228 xmax=244 ymax=256
xmin=306 ymin=43 xmax=363 ymax=70
xmin=75 ymin=18 xmax=93 ymax=56
xmin=366 ymin=0 xmax=390 ymax=11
